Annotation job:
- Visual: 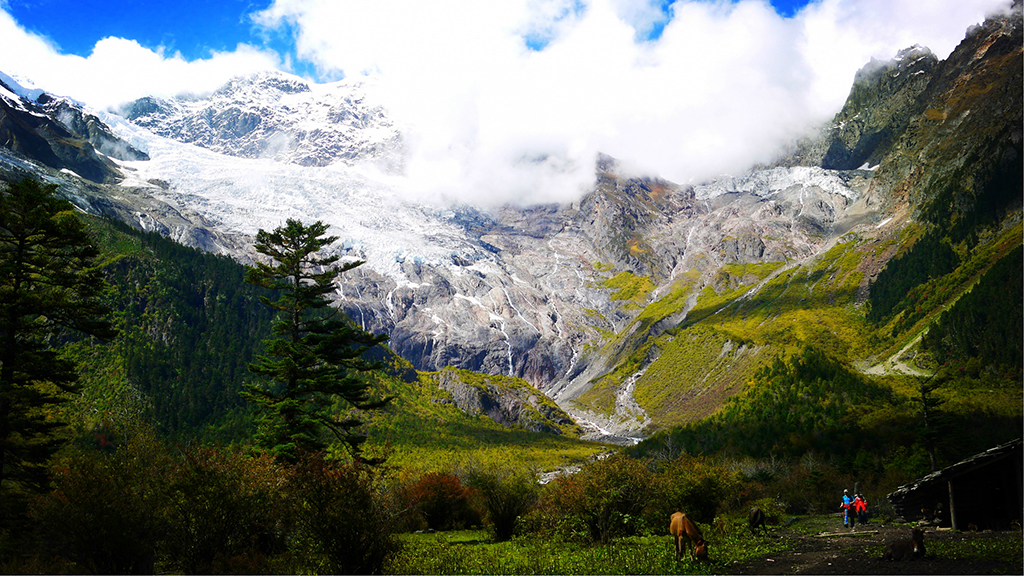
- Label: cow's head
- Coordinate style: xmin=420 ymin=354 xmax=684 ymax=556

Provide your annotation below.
xmin=694 ymin=539 xmax=708 ymax=561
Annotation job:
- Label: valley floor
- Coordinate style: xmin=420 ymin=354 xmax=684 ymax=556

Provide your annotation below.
xmin=389 ymin=516 xmax=1022 ymax=575
xmin=730 ymin=517 xmax=1021 ymax=575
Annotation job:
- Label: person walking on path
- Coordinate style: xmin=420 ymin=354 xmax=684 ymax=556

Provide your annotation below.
xmin=853 ymin=493 xmax=868 ymax=526
xmin=840 ymin=489 xmax=853 ymax=528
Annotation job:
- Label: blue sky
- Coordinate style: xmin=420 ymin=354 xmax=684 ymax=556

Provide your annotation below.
xmin=0 ymin=0 xmax=1011 ymax=202
xmin=4 ymin=0 xmax=814 ymax=63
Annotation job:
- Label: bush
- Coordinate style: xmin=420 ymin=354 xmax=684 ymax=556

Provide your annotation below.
xmin=465 ymin=463 xmax=539 ymax=542
xmin=767 ymin=460 xmax=855 ymax=515
xmin=161 ymin=446 xmax=286 ymax=574
xmin=284 ymin=453 xmax=400 ymax=574
xmin=540 ymin=454 xmax=654 ymax=543
xmin=648 ymin=455 xmax=740 ymax=527
xmin=29 ymin=432 xmax=170 ymax=574
xmin=400 ymin=472 xmax=480 ymax=531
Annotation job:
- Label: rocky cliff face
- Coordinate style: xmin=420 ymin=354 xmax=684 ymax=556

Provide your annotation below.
xmin=428 ymin=367 xmax=581 ymax=435
xmin=778 ymin=45 xmax=939 ymax=171
xmin=0 ymin=76 xmax=128 ymax=184
xmin=867 ymin=4 xmax=1022 ymax=223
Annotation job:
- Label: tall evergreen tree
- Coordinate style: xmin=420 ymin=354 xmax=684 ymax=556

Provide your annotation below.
xmin=243 ymin=219 xmax=389 ymax=463
xmin=0 ymin=179 xmax=117 ymax=496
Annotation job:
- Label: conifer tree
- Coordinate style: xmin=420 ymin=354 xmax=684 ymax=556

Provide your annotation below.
xmin=243 ymin=219 xmax=389 ymax=463
xmin=0 ymin=178 xmax=117 ymax=495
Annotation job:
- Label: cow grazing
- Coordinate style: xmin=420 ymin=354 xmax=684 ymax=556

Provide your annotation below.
xmin=748 ymin=507 xmax=767 ymax=535
xmin=670 ymin=512 xmax=708 ymax=562
xmin=883 ymin=528 xmax=925 ymax=561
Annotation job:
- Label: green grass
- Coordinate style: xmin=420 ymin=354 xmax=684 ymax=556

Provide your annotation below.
xmin=924 ymin=532 xmax=1024 ymax=564
xmin=387 ymin=516 xmax=791 ymax=575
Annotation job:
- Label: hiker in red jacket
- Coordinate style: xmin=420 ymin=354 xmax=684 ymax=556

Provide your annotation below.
xmin=853 ymin=493 xmax=868 ymax=526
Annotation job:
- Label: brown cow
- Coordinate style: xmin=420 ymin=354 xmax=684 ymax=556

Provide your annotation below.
xmin=670 ymin=512 xmax=708 ymax=562
xmin=882 ymin=528 xmax=925 ymax=561
xmin=748 ymin=506 xmax=767 ymax=535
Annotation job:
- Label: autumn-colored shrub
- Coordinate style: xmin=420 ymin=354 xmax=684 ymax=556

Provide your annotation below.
xmin=401 ymin=472 xmax=480 ymax=531
xmin=284 ymin=453 xmax=400 ymax=574
xmin=540 ymin=454 xmax=655 ymax=543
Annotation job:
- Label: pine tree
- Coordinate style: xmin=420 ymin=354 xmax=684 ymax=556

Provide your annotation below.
xmin=242 ymin=219 xmax=389 ymax=463
xmin=0 ymin=179 xmax=117 ymax=496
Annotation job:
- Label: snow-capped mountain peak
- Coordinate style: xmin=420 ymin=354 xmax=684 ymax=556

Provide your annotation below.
xmin=117 ymin=70 xmax=402 ymax=170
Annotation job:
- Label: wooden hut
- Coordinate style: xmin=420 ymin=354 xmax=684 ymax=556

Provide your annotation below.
xmin=887 ymin=438 xmax=1022 ymax=530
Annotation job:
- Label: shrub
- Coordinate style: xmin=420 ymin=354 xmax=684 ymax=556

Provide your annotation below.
xmin=541 ymin=454 xmax=654 ymax=543
xmin=29 ymin=432 xmax=170 ymax=574
xmin=401 ymin=472 xmax=480 ymax=531
xmin=465 ymin=463 xmax=539 ymax=542
xmin=161 ymin=446 xmax=286 ymax=574
xmin=767 ymin=460 xmax=855 ymax=515
xmin=648 ymin=455 xmax=740 ymax=527
xmin=284 ymin=453 xmax=400 ymax=574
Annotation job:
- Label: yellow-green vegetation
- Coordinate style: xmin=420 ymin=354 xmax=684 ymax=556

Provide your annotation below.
xmin=632 ymin=326 xmax=770 ymax=427
xmin=574 ymin=274 xmax=702 ymax=416
xmin=603 ymin=271 xmax=656 ymax=303
xmin=360 ymin=369 xmax=607 ymax=475
xmin=577 ymin=260 xmax=799 ymax=422
xmin=693 ymin=241 xmax=871 ymax=359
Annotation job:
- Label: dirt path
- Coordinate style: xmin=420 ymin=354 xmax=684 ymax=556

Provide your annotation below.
xmin=727 ymin=519 xmax=1020 ymax=575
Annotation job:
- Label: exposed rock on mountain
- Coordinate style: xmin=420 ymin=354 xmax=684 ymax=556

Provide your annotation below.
xmin=36 ymin=93 xmax=150 ymax=162
xmin=779 ymin=45 xmax=939 ymax=170
xmin=428 ymin=367 xmax=581 ymax=435
xmin=0 ymin=77 xmax=126 ymax=184
xmin=868 ymin=4 xmax=1023 ymax=223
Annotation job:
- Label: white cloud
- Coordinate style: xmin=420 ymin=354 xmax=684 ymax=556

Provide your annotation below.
xmin=0 ymin=0 xmax=1013 ymax=206
xmin=0 ymin=10 xmax=280 ymax=110
xmin=254 ymin=0 xmax=1011 ymax=205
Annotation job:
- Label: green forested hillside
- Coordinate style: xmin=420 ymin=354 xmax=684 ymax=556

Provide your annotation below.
xmin=64 ymin=217 xmax=275 ymax=442
xmin=63 ymin=215 xmax=604 ymax=470
xmin=923 ymin=244 xmax=1023 ymax=374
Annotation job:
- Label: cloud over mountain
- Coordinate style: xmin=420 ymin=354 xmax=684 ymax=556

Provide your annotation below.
xmin=0 ymin=0 xmax=1011 ymax=205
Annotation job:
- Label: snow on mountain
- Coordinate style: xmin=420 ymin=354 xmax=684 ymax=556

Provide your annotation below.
xmin=692 ymin=166 xmax=862 ymax=201
xmin=109 ymin=120 xmax=485 ymax=281
xmin=117 ymin=71 xmax=402 ymax=170
xmin=99 ymin=87 xmax=873 ymax=404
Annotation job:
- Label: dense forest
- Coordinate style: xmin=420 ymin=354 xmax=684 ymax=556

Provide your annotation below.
xmin=922 ymin=244 xmax=1023 ymax=374
xmin=66 ymin=217 xmax=276 ymax=442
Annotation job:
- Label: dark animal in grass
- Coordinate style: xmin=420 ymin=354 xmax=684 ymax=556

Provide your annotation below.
xmin=670 ymin=512 xmax=708 ymax=562
xmin=883 ymin=528 xmax=925 ymax=560
xmin=748 ymin=506 xmax=767 ymax=535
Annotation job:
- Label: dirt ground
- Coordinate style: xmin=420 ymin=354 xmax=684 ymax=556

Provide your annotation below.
xmin=726 ymin=517 xmax=1022 ymax=575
